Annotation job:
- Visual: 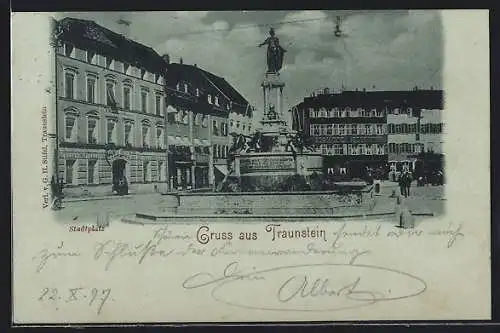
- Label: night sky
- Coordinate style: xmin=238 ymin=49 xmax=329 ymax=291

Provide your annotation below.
xmin=55 ymin=10 xmax=443 ymax=115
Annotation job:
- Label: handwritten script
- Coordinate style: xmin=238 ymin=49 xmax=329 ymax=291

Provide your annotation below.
xmin=182 ymin=260 xmax=427 ymax=312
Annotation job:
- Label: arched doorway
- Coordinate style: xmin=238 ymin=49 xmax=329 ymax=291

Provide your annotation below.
xmin=112 ymin=159 xmax=128 ymax=195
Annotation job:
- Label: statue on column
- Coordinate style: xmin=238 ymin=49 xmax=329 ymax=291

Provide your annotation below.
xmin=258 ymin=27 xmax=287 ymax=73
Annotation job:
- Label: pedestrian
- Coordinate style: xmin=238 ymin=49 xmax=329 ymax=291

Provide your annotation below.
xmin=398 ymin=173 xmax=406 ymax=198
xmin=405 ymin=171 xmax=412 ymax=197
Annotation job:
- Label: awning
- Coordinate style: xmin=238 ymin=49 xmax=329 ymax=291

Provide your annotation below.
xmin=166 ymin=105 xmax=178 ymax=114
xmin=193 ymin=139 xmax=203 ymax=146
xmin=181 ymin=137 xmax=191 ymax=146
xmin=214 ymin=164 xmax=228 ymax=176
xmin=201 ymin=139 xmax=210 ymax=147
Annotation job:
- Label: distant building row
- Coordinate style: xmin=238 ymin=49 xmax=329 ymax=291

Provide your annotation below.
xmin=291 ymin=89 xmax=444 ymax=177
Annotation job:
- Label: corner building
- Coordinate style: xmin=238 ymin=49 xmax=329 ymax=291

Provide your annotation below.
xmin=292 ymin=90 xmax=388 ymax=178
xmin=164 ymin=62 xmax=253 ymax=190
xmin=53 ymin=18 xmax=168 ymax=196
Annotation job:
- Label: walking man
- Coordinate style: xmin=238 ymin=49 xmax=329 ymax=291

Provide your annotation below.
xmin=405 ymin=171 xmax=413 ymax=197
xmin=398 ymin=173 xmax=407 ymax=198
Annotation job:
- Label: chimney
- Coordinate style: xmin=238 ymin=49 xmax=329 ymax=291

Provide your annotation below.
xmin=180 ymin=57 xmax=183 ymax=64
xmin=162 ymin=54 xmax=170 ymax=64
xmin=194 ymin=64 xmax=197 ymax=68
xmin=362 ymin=88 xmax=366 ymax=92
xmin=116 ymin=18 xmax=132 ymax=39
xmin=430 ymin=85 xmax=434 ymax=90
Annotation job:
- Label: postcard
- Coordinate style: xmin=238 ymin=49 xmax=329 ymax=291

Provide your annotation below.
xmin=11 ymin=10 xmax=490 ymax=323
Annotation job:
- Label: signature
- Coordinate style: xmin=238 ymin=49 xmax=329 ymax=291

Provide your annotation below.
xmin=182 ymin=261 xmax=427 ymax=312
xmin=32 ymin=241 xmax=81 ymax=273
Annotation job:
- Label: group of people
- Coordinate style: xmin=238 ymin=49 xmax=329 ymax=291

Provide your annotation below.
xmin=398 ymin=171 xmax=413 ymax=198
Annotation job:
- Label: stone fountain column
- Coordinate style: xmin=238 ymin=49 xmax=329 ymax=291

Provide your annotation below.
xmin=260 ymin=72 xmax=288 ymax=152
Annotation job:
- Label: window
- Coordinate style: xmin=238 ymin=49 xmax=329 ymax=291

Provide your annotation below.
xmin=87 ymin=159 xmax=98 ymax=184
xmin=196 ymin=88 xmax=200 ymax=97
xmin=105 ymin=56 xmax=114 ymax=69
xmin=155 ymin=94 xmax=162 ymax=116
xmin=350 ymin=108 xmax=359 ymax=117
xmin=388 ymin=124 xmax=395 ymax=134
xmin=236 ymin=121 xmax=240 ymax=128
xmin=326 ymin=124 xmax=333 ymax=135
xmin=158 ymin=161 xmax=166 ymax=182
xmin=176 ymin=83 xmax=180 ymax=91
xmin=338 ymin=124 xmax=345 ymax=135
xmin=123 ymin=85 xmax=132 ymax=110
xmin=351 ymin=124 xmax=357 ymax=135
xmin=358 ymin=124 xmax=365 ymax=135
xmin=389 ymin=143 xmax=396 ymax=153
xmin=319 ymin=108 xmax=328 ymax=118
xmin=86 ymin=51 xmax=96 ymax=64
xmin=334 ymin=144 xmax=344 ymax=155
xmin=230 ymin=120 xmax=234 ymax=128
xmin=402 ymin=123 xmax=408 ymax=134
xmin=376 ymin=124 xmax=384 ymax=135
xmin=106 ymin=119 xmax=117 ymax=144
xmin=124 ymin=122 xmax=134 ymax=147
xmin=87 ymin=117 xmax=98 ymax=144
xmin=201 ymin=115 xmax=208 ymax=128
xmin=143 ymin=161 xmax=151 ymax=182
xmin=65 ymin=116 xmax=77 ymax=142
xmin=65 ymin=72 xmax=75 ymax=99
xmin=141 ymin=90 xmax=148 ymax=113
xmin=86 ymin=76 xmax=96 ymax=103
xmin=309 ymin=109 xmax=315 ymax=118
xmin=184 ymin=83 xmax=188 ymax=93
xmin=208 ymin=94 xmax=212 ymax=104
xmin=142 ymin=125 xmax=151 ymax=147
xmin=123 ymin=63 xmax=130 ymax=74
xmin=64 ymin=44 xmax=75 ymax=57
xmin=215 ymin=96 xmax=219 ymax=106
xmin=65 ymin=159 xmax=76 ymax=185
xmin=212 ymin=120 xmax=219 ymax=135
xmin=221 ymin=122 xmax=228 ymax=136
xmin=311 ymin=124 xmax=321 ymax=136
xmin=156 ymin=127 xmax=164 ymax=148
xmin=106 ymin=81 xmax=117 ymax=107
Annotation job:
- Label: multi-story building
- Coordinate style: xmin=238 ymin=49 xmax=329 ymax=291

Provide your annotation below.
xmin=291 ymin=88 xmax=444 ymax=179
xmin=52 ymin=17 xmax=168 ymax=197
xmin=292 ymin=89 xmax=388 ymax=178
xmin=164 ymin=61 xmax=253 ymax=190
xmin=386 ymin=89 xmax=444 ymax=177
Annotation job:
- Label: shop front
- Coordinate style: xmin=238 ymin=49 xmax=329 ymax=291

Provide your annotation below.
xmin=168 ymin=136 xmax=193 ymax=191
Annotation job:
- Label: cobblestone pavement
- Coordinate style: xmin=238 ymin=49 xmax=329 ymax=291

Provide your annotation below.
xmin=53 ymin=183 xmax=446 ymax=224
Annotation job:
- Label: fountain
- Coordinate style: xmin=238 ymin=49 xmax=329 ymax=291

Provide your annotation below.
xmin=126 ymin=28 xmax=385 ymax=223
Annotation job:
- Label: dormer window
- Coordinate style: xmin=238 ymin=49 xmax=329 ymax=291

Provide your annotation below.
xmin=141 ymin=69 xmax=146 ymax=80
xmin=124 ymin=63 xmax=130 ymax=74
xmin=105 ymin=56 xmax=114 ymax=69
xmin=196 ymin=88 xmax=200 ymax=97
xmin=208 ymin=94 xmax=212 ymax=104
xmin=64 ymin=43 xmax=75 ymax=58
xmin=176 ymin=83 xmax=180 ymax=91
xmin=214 ymin=96 xmax=219 ymax=106
xmin=86 ymin=51 xmax=96 ymax=64
xmin=184 ymin=83 xmax=188 ymax=93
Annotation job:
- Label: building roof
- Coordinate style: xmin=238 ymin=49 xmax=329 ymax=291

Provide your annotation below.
xmin=295 ymin=89 xmax=444 ymax=110
xmin=53 ymin=17 xmax=166 ymax=74
xmin=166 ymin=63 xmax=253 ymax=116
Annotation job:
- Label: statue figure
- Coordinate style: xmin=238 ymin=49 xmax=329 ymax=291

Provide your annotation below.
xmin=258 ymin=27 xmax=286 ymax=73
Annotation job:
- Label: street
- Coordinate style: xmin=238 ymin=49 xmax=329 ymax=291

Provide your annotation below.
xmin=53 ymin=181 xmax=445 ymax=225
